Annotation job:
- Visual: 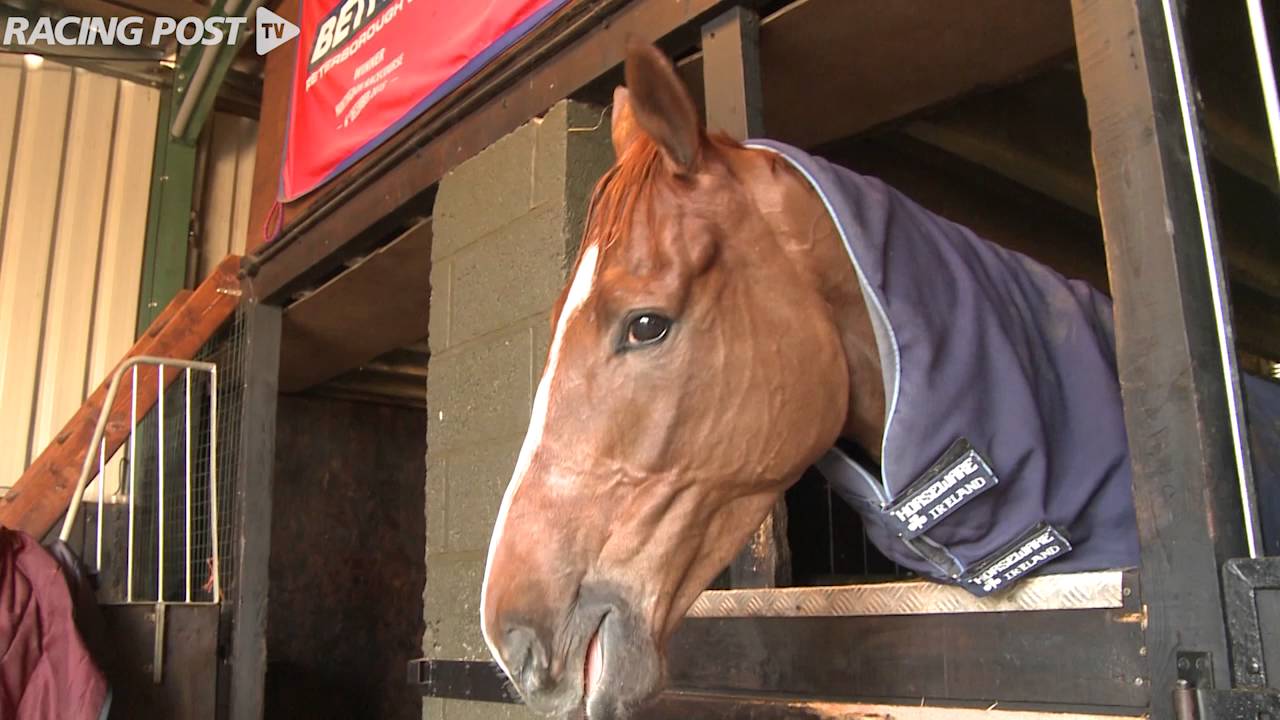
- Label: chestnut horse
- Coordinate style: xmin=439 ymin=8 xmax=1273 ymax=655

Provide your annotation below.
xmin=480 ymin=41 xmax=1135 ymax=719
xmin=480 ymin=43 xmax=883 ymax=719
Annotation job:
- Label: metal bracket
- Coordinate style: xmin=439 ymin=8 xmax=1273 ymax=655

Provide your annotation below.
xmin=1174 ymin=686 xmax=1280 ymax=719
xmin=1178 ymin=651 xmax=1216 ymax=690
xmin=152 ymin=602 xmax=167 ymax=685
xmin=407 ymin=659 xmax=520 ymax=704
xmin=1168 ymin=564 xmax=1280 ymax=720
xmin=1223 ymin=557 xmax=1280 ymax=687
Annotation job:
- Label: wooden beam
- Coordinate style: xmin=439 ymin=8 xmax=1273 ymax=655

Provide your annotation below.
xmin=701 ymin=6 xmax=763 ymax=140
xmin=700 ymin=0 xmax=1077 ymax=149
xmin=244 ymin=0 xmax=297 ymax=255
xmin=1203 ymin=106 xmax=1280 ymax=196
xmin=410 ymin=590 xmax=1152 ymax=710
xmin=1233 ymin=285 xmax=1280 ymax=362
xmin=700 ymin=5 xmax=790 ymax=590
xmin=837 ymin=132 xmax=1280 ymax=362
xmin=279 ymin=219 xmax=431 ymax=392
xmin=0 ymin=256 xmax=241 ymax=539
xmin=898 ymin=104 xmax=1280 ymax=303
xmin=666 ymin=606 xmax=1147 ymax=708
xmin=643 ymin=693 xmax=1144 ymax=719
xmin=902 ymin=119 xmax=1099 ymax=218
xmin=1072 ymin=0 xmax=1251 ymax=715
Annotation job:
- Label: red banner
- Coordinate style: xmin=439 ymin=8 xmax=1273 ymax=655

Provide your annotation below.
xmin=280 ymin=0 xmax=569 ymax=201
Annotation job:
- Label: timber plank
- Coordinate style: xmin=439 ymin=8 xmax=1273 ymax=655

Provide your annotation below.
xmin=666 ymin=606 xmax=1148 ymax=708
xmin=245 ymin=0 xmax=297 ymax=254
xmin=0 ymin=256 xmax=241 ymax=538
xmin=1072 ymin=0 xmax=1250 ymax=714
xmin=279 ymin=220 xmax=431 ymax=393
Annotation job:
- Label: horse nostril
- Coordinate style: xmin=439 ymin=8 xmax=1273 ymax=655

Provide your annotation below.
xmin=502 ymin=623 xmax=551 ymax=691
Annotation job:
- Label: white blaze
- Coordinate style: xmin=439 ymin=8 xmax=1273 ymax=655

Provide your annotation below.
xmin=480 ymin=243 xmax=601 ymax=676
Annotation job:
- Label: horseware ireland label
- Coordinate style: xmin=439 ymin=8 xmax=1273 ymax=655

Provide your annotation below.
xmin=962 ymin=523 xmax=1073 ymax=597
xmin=885 ymin=438 xmax=998 ymax=539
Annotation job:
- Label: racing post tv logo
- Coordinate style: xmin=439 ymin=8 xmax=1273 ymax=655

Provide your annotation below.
xmin=255 ymin=7 xmax=299 ymax=54
xmin=3 ymin=7 xmax=299 ymax=56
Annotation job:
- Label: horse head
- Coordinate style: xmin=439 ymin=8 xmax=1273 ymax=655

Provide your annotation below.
xmin=479 ymin=40 xmax=884 ymax=719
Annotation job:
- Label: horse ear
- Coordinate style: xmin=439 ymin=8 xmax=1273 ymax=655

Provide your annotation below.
xmin=624 ymin=40 xmax=702 ymax=174
xmin=611 ymin=86 xmax=641 ymax=158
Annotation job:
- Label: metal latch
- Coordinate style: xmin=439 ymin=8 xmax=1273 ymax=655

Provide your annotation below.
xmin=1174 ymin=683 xmax=1280 ymax=720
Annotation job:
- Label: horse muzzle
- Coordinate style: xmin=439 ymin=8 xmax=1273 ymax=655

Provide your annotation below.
xmin=491 ymin=586 xmax=662 ymax=719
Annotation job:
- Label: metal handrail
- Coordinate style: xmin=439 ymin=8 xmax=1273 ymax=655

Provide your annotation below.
xmin=59 ymin=355 xmax=221 ymax=603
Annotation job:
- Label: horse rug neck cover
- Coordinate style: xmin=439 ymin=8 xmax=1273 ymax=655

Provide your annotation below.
xmin=747 ymin=140 xmax=1140 ymax=595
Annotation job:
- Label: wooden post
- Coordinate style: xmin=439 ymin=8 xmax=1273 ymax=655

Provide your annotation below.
xmin=701 ymin=5 xmax=764 ymax=139
xmin=701 ymin=5 xmax=790 ymax=589
xmin=1071 ymin=0 xmax=1253 ymax=714
xmin=224 ymin=300 xmax=281 ymax=720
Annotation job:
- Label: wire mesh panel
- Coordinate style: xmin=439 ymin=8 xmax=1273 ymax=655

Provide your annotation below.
xmin=195 ymin=310 xmax=246 ymax=600
xmin=67 ymin=310 xmax=248 ymax=606
xmin=128 ymin=369 xmax=220 ymax=603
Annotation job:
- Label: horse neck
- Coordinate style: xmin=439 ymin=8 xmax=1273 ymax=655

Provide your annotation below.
xmin=747 ymin=153 xmax=886 ymax=459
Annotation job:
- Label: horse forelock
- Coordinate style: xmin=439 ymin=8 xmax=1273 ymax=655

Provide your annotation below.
xmin=581 ymin=131 xmax=744 ymax=259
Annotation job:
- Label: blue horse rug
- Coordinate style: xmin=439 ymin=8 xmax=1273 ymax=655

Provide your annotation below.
xmin=747 ymin=140 xmax=1141 ymax=595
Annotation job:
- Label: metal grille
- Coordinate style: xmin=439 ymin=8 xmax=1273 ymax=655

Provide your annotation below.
xmin=70 ymin=309 xmax=248 ymax=605
xmin=194 ymin=309 xmax=247 ymax=598
xmin=128 ymin=367 xmax=221 ymax=603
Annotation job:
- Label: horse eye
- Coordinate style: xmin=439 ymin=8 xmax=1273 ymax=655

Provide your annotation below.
xmin=626 ymin=313 xmax=670 ymax=347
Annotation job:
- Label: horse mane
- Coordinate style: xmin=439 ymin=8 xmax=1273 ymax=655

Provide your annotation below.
xmin=582 ymin=130 xmax=744 ymax=252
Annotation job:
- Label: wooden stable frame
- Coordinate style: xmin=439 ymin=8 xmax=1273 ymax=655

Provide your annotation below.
xmin=236 ymin=0 xmax=1277 ymax=717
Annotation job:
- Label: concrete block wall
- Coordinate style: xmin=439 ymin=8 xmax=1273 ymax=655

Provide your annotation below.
xmin=423 ymin=99 xmax=613 ymax=720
